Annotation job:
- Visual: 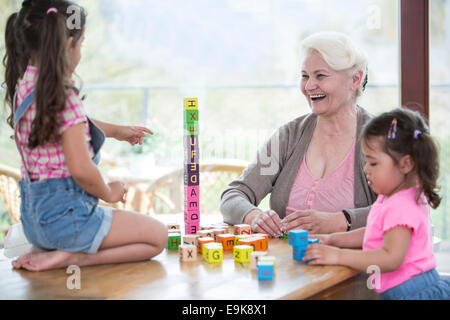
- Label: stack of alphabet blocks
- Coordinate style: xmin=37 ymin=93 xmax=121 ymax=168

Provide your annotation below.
xmin=184 ymin=98 xmax=200 ymax=235
xmin=288 ymin=229 xmax=318 ymax=262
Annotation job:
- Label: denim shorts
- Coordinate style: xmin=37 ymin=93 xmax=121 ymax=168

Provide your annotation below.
xmin=379 ymin=269 xmax=450 ymax=300
xmin=19 ymin=177 xmax=113 ymax=254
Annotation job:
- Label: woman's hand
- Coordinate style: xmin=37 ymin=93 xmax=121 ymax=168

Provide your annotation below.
xmin=114 ymin=125 xmax=153 ymax=146
xmin=282 ymin=208 xmax=347 ymax=234
xmin=244 ymin=209 xmax=284 ymax=237
xmin=105 ymin=181 xmax=127 ymax=203
xmin=303 ymin=243 xmax=341 ymax=266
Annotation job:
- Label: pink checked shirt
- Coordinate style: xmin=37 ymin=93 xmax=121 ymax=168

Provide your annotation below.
xmin=286 ymin=140 xmax=355 ymax=214
xmin=14 ymin=65 xmax=94 ymax=181
xmin=363 ymin=187 xmax=436 ymax=293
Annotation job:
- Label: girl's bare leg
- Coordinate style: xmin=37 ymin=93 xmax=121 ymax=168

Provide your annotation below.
xmin=12 ymin=210 xmax=168 ymax=272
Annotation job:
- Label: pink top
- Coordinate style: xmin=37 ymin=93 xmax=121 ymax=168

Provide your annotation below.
xmin=286 ymin=140 xmax=355 ymax=214
xmin=14 ymin=65 xmax=94 ymax=181
xmin=363 ymin=187 xmax=436 ymax=293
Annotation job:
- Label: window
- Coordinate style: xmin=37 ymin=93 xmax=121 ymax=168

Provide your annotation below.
xmin=0 ymin=1 xmax=401 ymax=220
xmin=429 ymin=0 xmax=450 ymax=240
xmin=76 ymin=0 xmax=401 ymax=165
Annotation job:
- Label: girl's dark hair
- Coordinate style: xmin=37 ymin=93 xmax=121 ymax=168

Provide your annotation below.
xmin=362 ymin=107 xmax=441 ymax=209
xmin=2 ymin=0 xmax=86 ymax=148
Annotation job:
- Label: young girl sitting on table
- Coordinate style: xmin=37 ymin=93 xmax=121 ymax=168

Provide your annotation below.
xmin=3 ymin=0 xmax=167 ymax=272
xmin=304 ymin=107 xmax=450 ymax=300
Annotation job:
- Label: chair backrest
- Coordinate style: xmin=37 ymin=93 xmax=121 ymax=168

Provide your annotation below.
xmin=0 ymin=164 xmax=21 ymax=224
xmin=147 ymin=159 xmax=248 ymax=215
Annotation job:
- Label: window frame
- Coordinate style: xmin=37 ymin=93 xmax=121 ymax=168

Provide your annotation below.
xmin=400 ymin=0 xmax=429 ymax=122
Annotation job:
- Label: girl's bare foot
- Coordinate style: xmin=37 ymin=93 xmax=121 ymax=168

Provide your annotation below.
xmin=12 ymin=250 xmax=76 ymax=272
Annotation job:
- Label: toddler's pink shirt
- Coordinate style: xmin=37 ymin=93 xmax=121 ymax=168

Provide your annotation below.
xmin=286 ymin=140 xmax=355 ymax=214
xmin=363 ymin=187 xmax=436 ymax=293
xmin=14 ymin=65 xmax=94 ymax=181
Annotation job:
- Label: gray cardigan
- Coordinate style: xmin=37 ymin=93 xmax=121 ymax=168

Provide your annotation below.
xmin=220 ymin=105 xmax=377 ymax=230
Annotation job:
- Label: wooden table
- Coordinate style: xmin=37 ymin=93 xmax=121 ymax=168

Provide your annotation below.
xmin=0 ymin=233 xmax=378 ymax=300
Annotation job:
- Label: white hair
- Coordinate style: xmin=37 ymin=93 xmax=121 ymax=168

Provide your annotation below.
xmin=300 ymin=31 xmax=368 ymax=98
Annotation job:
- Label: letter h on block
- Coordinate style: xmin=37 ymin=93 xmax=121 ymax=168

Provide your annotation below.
xmin=167 ymin=233 xmax=181 ymax=250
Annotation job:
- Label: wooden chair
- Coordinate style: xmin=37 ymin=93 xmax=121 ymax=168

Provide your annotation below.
xmin=0 ymin=164 xmax=21 ymax=224
xmin=145 ymin=159 xmax=249 ymax=215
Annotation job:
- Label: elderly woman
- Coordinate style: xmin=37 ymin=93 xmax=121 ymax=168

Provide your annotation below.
xmin=220 ymin=32 xmax=377 ymax=237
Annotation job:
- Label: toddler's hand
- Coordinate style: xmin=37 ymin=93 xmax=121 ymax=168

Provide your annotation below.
xmin=106 ymin=181 xmax=127 ymax=203
xmin=303 ymin=244 xmax=341 ymax=266
xmin=309 ymin=234 xmax=332 ymax=245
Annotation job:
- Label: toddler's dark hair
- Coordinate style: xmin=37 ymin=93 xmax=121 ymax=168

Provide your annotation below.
xmin=3 ymin=0 xmax=86 ymax=148
xmin=361 ymin=108 xmax=441 ymax=209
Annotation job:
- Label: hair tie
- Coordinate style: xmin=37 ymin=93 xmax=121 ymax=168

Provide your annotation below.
xmin=387 ymin=118 xmax=397 ymax=139
xmin=47 ymin=8 xmax=58 ymax=14
xmin=413 ymin=129 xmax=422 ymax=139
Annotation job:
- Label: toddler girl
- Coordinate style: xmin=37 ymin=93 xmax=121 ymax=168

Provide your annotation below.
xmin=304 ymin=107 xmax=450 ymax=299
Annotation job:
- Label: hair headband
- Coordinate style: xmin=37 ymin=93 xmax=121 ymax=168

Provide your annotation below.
xmin=47 ymin=8 xmax=58 ymax=14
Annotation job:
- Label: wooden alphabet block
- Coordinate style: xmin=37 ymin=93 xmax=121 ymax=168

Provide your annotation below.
xmin=197 ymin=229 xmax=214 ymax=238
xmin=184 ymin=98 xmax=198 ymax=110
xmin=185 ymin=167 xmax=199 ymax=185
xmin=259 ymin=256 xmax=277 ymax=271
xmin=233 ymin=245 xmax=253 ymax=263
xmin=184 ymin=110 xmax=199 ymax=123
xmin=203 ymin=243 xmax=223 ymax=263
xmin=288 ymin=229 xmax=308 ymax=247
xmin=167 ymin=223 xmax=180 ymax=230
xmin=234 ymin=234 xmax=250 ymax=246
xmin=216 ymin=233 xmax=235 ymax=251
xmin=250 ymin=251 xmax=268 ymax=270
xmin=211 ymin=228 xmax=227 ymax=240
xmin=293 ymin=246 xmax=307 ymax=261
xmin=185 ymin=123 xmax=199 ymax=136
xmin=252 ymin=233 xmax=269 ymax=251
xmin=183 ymin=234 xmax=199 ymax=247
xmin=184 ymin=186 xmax=200 ymax=212
xmin=179 ymin=244 xmax=197 ymax=262
xmin=237 ymin=238 xmax=259 ymax=251
xmin=184 ymin=221 xmax=199 ymax=235
xmin=167 ymin=233 xmax=181 ymax=250
xmin=197 ymin=237 xmax=214 ymax=255
xmin=252 ymin=237 xmax=267 ymax=251
xmin=234 ymin=224 xmax=252 ymax=235
xmin=184 ymin=135 xmax=199 ymax=164
xmin=257 ymin=261 xmax=274 ymax=280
